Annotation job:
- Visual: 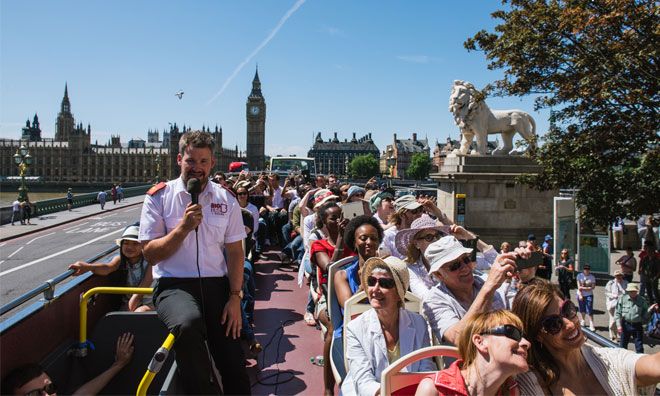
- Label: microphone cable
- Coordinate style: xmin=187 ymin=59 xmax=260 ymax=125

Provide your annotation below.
xmin=251 ymin=319 xmax=296 ymax=393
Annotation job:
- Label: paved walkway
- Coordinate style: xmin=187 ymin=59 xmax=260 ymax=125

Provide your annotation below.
xmin=0 ymin=195 xmax=145 ymax=242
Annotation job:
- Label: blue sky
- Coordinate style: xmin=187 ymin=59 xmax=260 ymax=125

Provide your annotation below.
xmin=1 ymin=0 xmax=550 ymax=158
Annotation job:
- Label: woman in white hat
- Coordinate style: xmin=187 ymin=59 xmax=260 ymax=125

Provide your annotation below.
xmin=68 ymin=225 xmax=153 ymax=312
xmin=341 ymin=256 xmax=436 ymax=396
xmin=605 ymin=270 xmax=628 ymax=341
xmin=422 ymin=236 xmax=516 ymax=345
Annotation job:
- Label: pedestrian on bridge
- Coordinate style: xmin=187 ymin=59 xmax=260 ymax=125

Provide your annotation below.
xmin=97 ymin=190 xmax=107 ymax=210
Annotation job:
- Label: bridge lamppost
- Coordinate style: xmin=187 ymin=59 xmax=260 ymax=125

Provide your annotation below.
xmin=13 ymin=145 xmax=33 ymax=202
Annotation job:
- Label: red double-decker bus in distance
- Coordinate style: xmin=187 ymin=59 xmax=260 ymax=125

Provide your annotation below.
xmin=229 ymin=161 xmax=249 ymax=172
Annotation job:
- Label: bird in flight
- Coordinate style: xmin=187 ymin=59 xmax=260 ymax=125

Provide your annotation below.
xmin=175 ymin=90 xmax=184 ymax=99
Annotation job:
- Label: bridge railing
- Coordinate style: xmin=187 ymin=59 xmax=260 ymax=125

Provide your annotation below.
xmin=0 ymin=185 xmax=151 ymax=225
xmin=0 ymin=245 xmax=119 ymax=319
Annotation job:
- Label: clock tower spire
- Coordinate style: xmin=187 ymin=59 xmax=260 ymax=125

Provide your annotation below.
xmin=246 ymin=66 xmax=266 ymax=170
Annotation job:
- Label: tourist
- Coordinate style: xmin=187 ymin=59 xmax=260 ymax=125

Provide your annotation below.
xmin=21 ymin=200 xmax=32 ymax=225
xmin=332 ymin=215 xmax=384 ymax=383
xmin=512 ymin=280 xmax=660 ymax=395
xmin=97 ymin=190 xmax=107 ymax=210
xmin=616 ymin=282 xmax=656 ymax=353
xmin=309 ymin=202 xmax=353 ymax=396
xmin=615 ymin=246 xmax=637 ymax=283
xmin=66 ymin=188 xmax=73 ymax=211
xmin=2 ymin=333 xmax=134 ymax=396
xmin=604 ymin=270 xmax=628 ymax=341
xmin=369 ymin=190 xmax=395 ymax=228
xmin=414 ymin=310 xmax=531 ymax=396
xmin=422 ymin=236 xmax=514 ymax=345
xmin=380 ymin=195 xmax=425 ymax=259
xmin=11 ymin=199 xmax=21 ymax=225
xmin=117 ymin=184 xmax=124 ymax=202
xmin=555 ymin=248 xmax=574 ymax=301
xmin=69 ymin=225 xmax=153 ymax=312
xmin=345 ymin=185 xmax=366 ymax=203
xmin=395 ymin=215 xmax=449 ymax=300
xmin=341 ymin=256 xmax=435 ymax=396
xmin=500 ymin=241 xmax=512 ymax=253
xmin=540 ymin=234 xmax=553 ymax=280
xmin=576 ymin=264 xmax=596 ymax=331
xmin=111 ymin=184 xmax=117 ymax=204
xmin=638 ymin=240 xmax=660 ymax=305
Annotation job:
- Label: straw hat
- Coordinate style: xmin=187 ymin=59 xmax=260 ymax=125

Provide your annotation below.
xmin=625 ymin=283 xmax=640 ymax=292
xmin=362 ymin=256 xmax=409 ymax=303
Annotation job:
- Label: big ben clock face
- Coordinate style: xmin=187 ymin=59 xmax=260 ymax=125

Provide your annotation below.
xmin=250 ymin=106 xmax=260 ymax=116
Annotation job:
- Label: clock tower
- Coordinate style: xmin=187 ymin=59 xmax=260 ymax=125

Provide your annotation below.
xmin=246 ymin=67 xmax=266 ymax=170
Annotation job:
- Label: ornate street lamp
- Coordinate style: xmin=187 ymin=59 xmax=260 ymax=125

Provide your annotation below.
xmin=14 ymin=144 xmax=32 ymax=202
xmin=386 ymin=146 xmax=395 ymax=186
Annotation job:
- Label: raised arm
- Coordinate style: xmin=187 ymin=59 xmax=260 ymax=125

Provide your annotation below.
xmin=69 ymin=255 xmax=121 ymax=276
xmin=72 ymin=333 xmax=134 ymax=396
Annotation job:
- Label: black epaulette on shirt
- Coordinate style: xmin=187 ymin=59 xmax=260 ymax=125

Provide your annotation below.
xmin=147 ymin=182 xmax=167 ymax=196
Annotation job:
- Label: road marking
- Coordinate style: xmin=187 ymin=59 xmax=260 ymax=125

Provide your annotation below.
xmin=26 ymin=232 xmax=56 ymax=245
xmin=124 ymin=207 xmax=140 ymax=212
xmin=0 ymin=228 xmax=123 ymax=277
xmin=0 ymin=242 xmax=6 ymax=247
xmin=0 ymin=260 xmax=5 ymax=266
xmin=7 ymin=246 xmax=24 ymax=258
xmin=63 ymin=222 xmax=88 ymax=231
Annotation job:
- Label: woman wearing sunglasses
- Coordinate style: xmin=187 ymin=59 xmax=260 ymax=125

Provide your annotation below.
xmin=415 ymin=310 xmax=531 ymax=396
xmin=342 ymin=256 xmax=436 ymax=396
xmin=512 ymin=279 xmax=660 ymax=395
xmin=422 ymin=236 xmax=516 ymax=346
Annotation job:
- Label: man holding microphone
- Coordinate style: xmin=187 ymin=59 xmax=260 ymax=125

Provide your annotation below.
xmin=139 ymin=130 xmax=250 ymax=394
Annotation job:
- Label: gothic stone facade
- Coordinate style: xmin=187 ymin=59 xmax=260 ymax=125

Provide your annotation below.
xmin=308 ymin=132 xmax=380 ymax=176
xmin=1 ymin=85 xmax=241 ymax=183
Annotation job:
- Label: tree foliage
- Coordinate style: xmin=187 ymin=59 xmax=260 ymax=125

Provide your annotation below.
xmin=465 ymin=0 xmax=659 ymax=226
xmin=407 ymin=153 xmax=432 ymax=180
xmin=348 ymin=154 xmax=379 ymax=179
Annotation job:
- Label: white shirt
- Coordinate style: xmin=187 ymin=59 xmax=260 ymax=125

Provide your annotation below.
xmin=12 ymin=200 xmax=20 ymax=211
xmin=380 ymin=226 xmax=404 ymax=259
xmin=244 ymin=202 xmax=260 ymax=239
xmin=577 ymin=273 xmax=596 ymax=296
xmin=605 ymin=279 xmax=628 ymax=310
xmin=139 ymin=177 xmax=246 ymax=279
xmin=266 ymin=186 xmax=285 ymax=209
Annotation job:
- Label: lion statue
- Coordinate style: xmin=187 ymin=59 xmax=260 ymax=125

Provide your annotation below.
xmin=449 ymin=80 xmax=536 ymax=156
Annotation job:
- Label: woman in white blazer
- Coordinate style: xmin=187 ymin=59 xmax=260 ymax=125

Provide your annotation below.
xmin=341 ymin=256 xmax=436 ymax=396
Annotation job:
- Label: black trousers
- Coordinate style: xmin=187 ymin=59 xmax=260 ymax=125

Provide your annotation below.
xmin=154 ymin=277 xmax=251 ymax=395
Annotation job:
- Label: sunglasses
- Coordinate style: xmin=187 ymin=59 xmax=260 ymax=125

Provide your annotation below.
xmin=540 ymin=300 xmax=578 ymax=335
xmin=480 ymin=324 xmax=525 ymax=342
xmin=366 ymin=276 xmax=396 ymax=289
xmin=416 ymin=232 xmax=441 ymax=243
xmin=25 ymin=382 xmax=56 ymax=396
xmin=237 ymin=191 xmax=248 ymax=196
xmin=446 ymin=255 xmax=472 ymax=272
xmin=409 ymin=207 xmax=424 ymax=215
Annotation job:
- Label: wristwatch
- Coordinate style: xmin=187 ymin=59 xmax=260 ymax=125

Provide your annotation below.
xmin=230 ymin=289 xmax=244 ymax=300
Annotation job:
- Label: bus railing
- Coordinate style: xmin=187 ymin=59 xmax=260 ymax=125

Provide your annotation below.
xmin=581 ymin=326 xmax=619 ymax=348
xmin=77 ymin=286 xmax=154 ymax=357
xmin=0 ymin=245 xmax=119 ymax=317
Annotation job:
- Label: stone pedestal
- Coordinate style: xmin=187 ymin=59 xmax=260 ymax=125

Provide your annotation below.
xmin=431 ymin=156 xmax=558 ymax=247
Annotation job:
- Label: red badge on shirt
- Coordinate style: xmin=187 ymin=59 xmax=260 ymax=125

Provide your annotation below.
xmin=211 ymin=202 xmax=228 ymax=215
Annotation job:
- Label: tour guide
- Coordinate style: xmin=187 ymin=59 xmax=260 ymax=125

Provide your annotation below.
xmin=139 ymin=130 xmax=250 ymax=394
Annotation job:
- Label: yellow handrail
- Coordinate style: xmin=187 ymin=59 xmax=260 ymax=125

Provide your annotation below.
xmin=136 ymin=333 xmax=176 ymax=396
xmin=78 ymin=287 xmax=153 ymax=348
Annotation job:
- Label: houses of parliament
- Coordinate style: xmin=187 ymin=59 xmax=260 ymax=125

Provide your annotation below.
xmin=0 ymin=70 xmax=267 ymax=183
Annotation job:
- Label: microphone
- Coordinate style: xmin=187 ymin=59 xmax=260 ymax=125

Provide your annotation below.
xmin=186 ymin=177 xmax=202 ymax=205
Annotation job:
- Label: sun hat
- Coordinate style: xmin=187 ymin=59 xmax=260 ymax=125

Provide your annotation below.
xmin=613 ymin=270 xmax=623 ymax=277
xmin=425 ymin=235 xmax=474 ymax=274
xmin=369 ymin=191 xmax=394 ymax=213
xmin=235 ymin=180 xmax=251 ymax=189
xmin=362 ymin=256 xmax=410 ymax=303
xmin=346 ymin=185 xmax=366 ymax=200
xmin=116 ymin=225 xmax=140 ymax=246
xmin=544 ymin=234 xmax=552 ymax=241
xmin=625 ymin=283 xmax=640 ymax=292
xmin=394 ymin=195 xmax=422 ymax=212
xmin=313 ymin=189 xmax=339 ymax=209
xmin=527 ymin=233 xmax=536 ymax=241
xmin=394 ymin=215 xmax=448 ymax=257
